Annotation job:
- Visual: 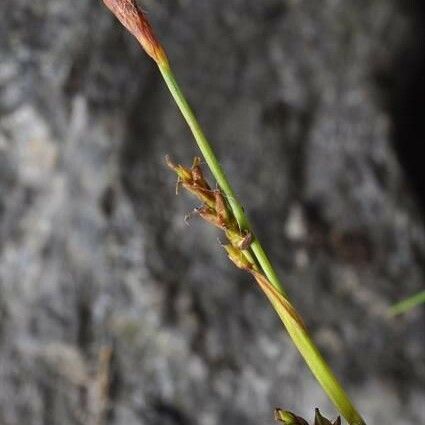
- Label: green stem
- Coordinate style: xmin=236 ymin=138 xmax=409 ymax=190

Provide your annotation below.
xmin=389 ymin=290 xmax=425 ymax=316
xmin=293 ymin=333 xmax=366 ymax=425
xmin=158 ymin=62 xmax=366 ymax=425
xmin=259 ymin=274 xmax=366 ymax=425
xmin=284 ymin=314 xmax=366 ymax=425
xmin=159 ymin=64 xmax=284 ymax=296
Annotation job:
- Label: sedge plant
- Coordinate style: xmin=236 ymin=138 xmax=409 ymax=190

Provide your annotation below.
xmin=102 ymin=1 xmax=367 ymax=424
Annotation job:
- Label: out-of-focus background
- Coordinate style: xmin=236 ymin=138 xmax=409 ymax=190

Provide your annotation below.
xmin=0 ymin=0 xmax=424 ymax=424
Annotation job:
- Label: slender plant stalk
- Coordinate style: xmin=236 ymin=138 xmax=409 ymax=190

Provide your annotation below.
xmin=389 ymin=290 xmax=425 ymax=316
xmin=102 ymin=2 xmax=367 ymax=424
xmin=256 ymin=275 xmax=363 ymax=425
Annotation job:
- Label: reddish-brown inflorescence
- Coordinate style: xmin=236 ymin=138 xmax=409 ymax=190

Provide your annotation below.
xmin=167 ymin=156 xmax=307 ymax=333
xmin=166 ymin=156 xmax=254 ymax=249
xmin=102 ymin=0 xmax=168 ymax=66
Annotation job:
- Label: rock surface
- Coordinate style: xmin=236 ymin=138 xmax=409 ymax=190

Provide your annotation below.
xmin=0 ymin=1 xmax=424 ymax=424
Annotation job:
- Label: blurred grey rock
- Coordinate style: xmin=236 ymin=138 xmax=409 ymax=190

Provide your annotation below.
xmin=0 ymin=1 xmax=424 ymax=424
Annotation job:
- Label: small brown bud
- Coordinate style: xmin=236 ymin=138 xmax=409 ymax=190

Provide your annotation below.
xmin=274 ymin=409 xmax=308 ymax=425
xmin=182 ymin=184 xmax=215 ymax=209
xmin=225 ymin=229 xmax=253 ymax=250
xmin=214 ymin=190 xmax=230 ymax=224
xmin=238 ymin=231 xmax=253 ymax=250
xmin=191 ymin=157 xmax=205 ymax=183
xmin=314 ymin=409 xmax=341 ymax=425
xmin=103 ymin=0 xmax=168 ymax=66
xmin=224 ymin=245 xmax=253 ymax=270
xmin=198 ymin=206 xmax=226 ymax=230
xmin=165 ymin=155 xmax=192 ymax=182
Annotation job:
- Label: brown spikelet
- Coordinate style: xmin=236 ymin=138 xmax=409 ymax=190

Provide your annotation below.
xmin=102 ymin=0 xmax=168 ymax=66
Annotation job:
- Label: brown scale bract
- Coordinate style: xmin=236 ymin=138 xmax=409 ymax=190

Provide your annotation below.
xmin=103 ymin=0 xmax=168 ymax=66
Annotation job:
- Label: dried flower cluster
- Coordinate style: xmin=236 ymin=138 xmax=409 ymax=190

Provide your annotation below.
xmin=275 ymin=408 xmax=341 ymax=425
xmin=166 ymin=157 xmax=305 ymax=330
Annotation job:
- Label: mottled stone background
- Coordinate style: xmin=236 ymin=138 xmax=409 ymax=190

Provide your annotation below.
xmin=0 ymin=1 xmax=424 ymax=424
